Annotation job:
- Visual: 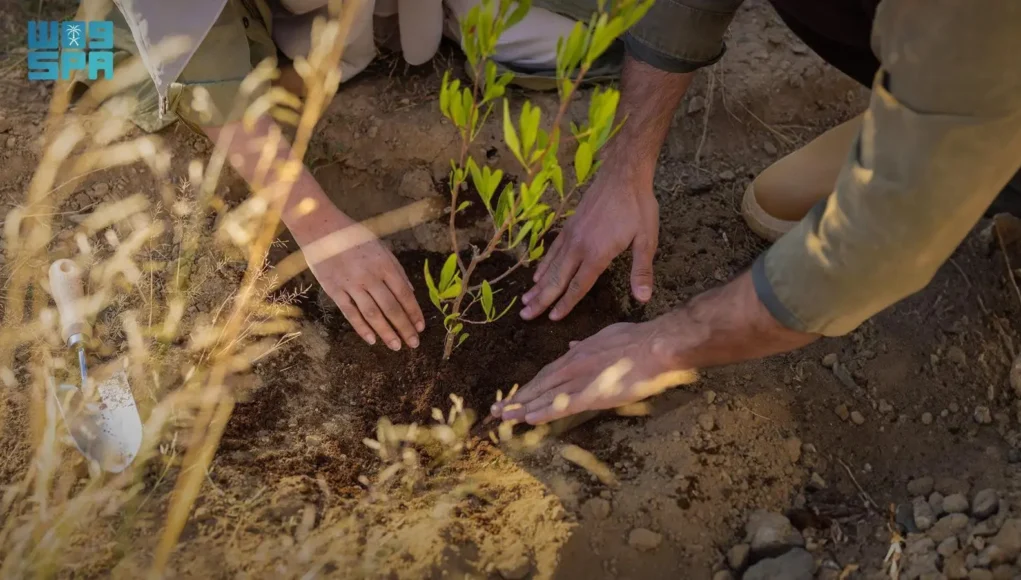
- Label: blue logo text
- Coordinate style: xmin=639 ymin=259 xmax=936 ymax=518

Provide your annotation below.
xmin=27 ymin=20 xmax=114 ymax=81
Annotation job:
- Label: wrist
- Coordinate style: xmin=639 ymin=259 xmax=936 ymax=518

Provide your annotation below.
xmin=644 ymin=308 xmax=709 ymax=371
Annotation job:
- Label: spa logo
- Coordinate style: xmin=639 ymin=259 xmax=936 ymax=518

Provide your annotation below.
xmin=27 ymin=20 xmax=114 ymax=81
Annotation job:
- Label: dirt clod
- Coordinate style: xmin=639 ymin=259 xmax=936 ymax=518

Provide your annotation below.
xmin=973 ymin=489 xmax=1000 ymax=520
xmin=909 ymin=476 xmax=936 ymax=497
xmin=627 ymin=528 xmax=662 ymax=552
xmin=742 ymin=547 xmax=813 ymax=580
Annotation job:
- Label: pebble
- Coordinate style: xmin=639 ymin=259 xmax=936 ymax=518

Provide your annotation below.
xmin=949 ymin=402 xmax=960 ymax=413
xmin=784 ymin=438 xmax=802 ymax=463
xmin=762 ymin=141 xmax=779 ymax=156
xmin=705 ymin=390 xmax=717 ymax=404
xmin=727 ymin=543 xmax=751 ymax=571
xmin=908 ymin=476 xmax=935 ymax=497
xmin=581 ymin=497 xmax=611 ymax=521
xmin=980 ymin=519 xmax=1021 ymax=566
xmin=947 ymin=345 xmax=967 ymax=366
xmin=896 ymin=503 xmax=919 ymax=534
xmin=937 ymin=536 xmax=959 ymax=557
xmin=943 ymin=493 xmax=970 ymax=514
xmin=808 ymin=472 xmax=827 ymax=491
xmin=822 ymin=353 xmax=838 ymax=368
xmin=936 ymin=477 xmax=970 ymax=497
xmin=697 ymin=413 xmax=716 ymax=432
xmin=850 ymin=411 xmax=865 ymax=425
xmin=745 ymin=511 xmax=805 ymax=559
xmin=712 ymin=572 xmax=735 ymax=580
xmin=913 ymin=498 xmax=936 ymax=531
xmin=929 ymin=492 xmax=945 ymax=516
xmin=628 ymin=528 xmax=662 ymax=551
xmin=687 ymin=96 xmax=706 ymax=115
xmin=879 ymin=399 xmax=895 ymax=414
xmin=972 ymin=489 xmax=1000 ymax=520
xmin=742 ymin=548 xmax=814 ymax=580
xmin=397 ymin=167 xmax=437 ymax=200
xmin=928 ymin=513 xmax=969 ymax=543
xmin=92 ymin=182 xmax=110 ymax=197
xmin=974 ymin=406 xmax=993 ymax=425
xmin=921 ymin=412 xmax=934 ymax=425
xmin=835 ymin=404 xmax=850 ymax=421
xmin=718 ymin=170 xmax=736 ymax=182
xmin=495 ymin=554 xmax=532 ymax=580
xmin=969 ymin=570 xmax=993 ymax=580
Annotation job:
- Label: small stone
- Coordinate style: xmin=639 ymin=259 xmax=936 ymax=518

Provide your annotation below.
xmin=791 ymin=44 xmax=809 ymax=55
xmin=745 ymin=510 xmax=805 ymax=558
xmin=969 ymin=570 xmax=993 ymax=580
xmin=937 ymin=536 xmax=959 ymax=557
xmin=921 ymin=412 xmax=934 ymax=425
xmin=802 ymin=443 xmax=817 ymax=454
xmin=628 ymin=528 xmax=662 ymax=551
xmin=928 ymin=513 xmax=970 ymax=543
xmin=397 ymin=167 xmax=437 ymax=200
xmin=705 ymin=390 xmax=717 ymax=404
xmin=742 ymin=548 xmax=814 ymax=580
xmin=697 ymin=413 xmax=716 ymax=432
xmin=974 ymin=406 xmax=993 ymax=425
xmin=908 ymin=476 xmax=935 ymax=497
xmin=727 ymin=543 xmax=751 ymax=571
xmin=990 ymin=565 xmax=1016 ymax=580
xmin=947 ymin=346 xmax=967 ymax=366
xmin=935 ymin=478 xmax=970 ymax=496
xmin=495 ymin=551 xmax=532 ymax=580
xmin=897 ymin=503 xmax=919 ymax=534
xmin=914 ymin=498 xmax=936 ymax=531
xmin=943 ymin=552 xmax=968 ymax=579
xmin=0 ymin=118 xmax=11 ymax=133
xmin=949 ymin=402 xmax=960 ymax=413
xmin=581 ymin=497 xmax=611 ymax=521
xmin=929 ymin=492 xmax=945 ymax=516
xmin=712 ymin=572 xmax=735 ymax=580
xmin=763 ymin=141 xmax=779 ymax=156
xmin=850 ymin=411 xmax=865 ymax=425
xmin=718 ymin=170 xmax=736 ymax=182
xmin=835 ymin=404 xmax=850 ymax=421
xmin=822 ymin=353 xmax=839 ymax=368
xmin=687 ymin=96 xmax=706 ymax=115
xmin=92 ymin=182 xmax=110 ymax=197
xmin=1008 ymin=448 xmax=1021 ymax=464
xmin=879 ymin=399 xmax=895 ymax=414
xmin=808 ymin=472 xmax=827 ymax=491
xmin=974 ymin=518 xmax=1003 ymax=537
xmin=981 ymin=519 xmax=1021 ymax=565
xmin=943 ymin=493 xmax=969 ymax=514
xmin=783 ymin=438 xmax=803 ymax=463
xmin=972 ymin=489 xmax=1000 ymax=520
xmin=941 ymin=409 xmax=950 ymax=418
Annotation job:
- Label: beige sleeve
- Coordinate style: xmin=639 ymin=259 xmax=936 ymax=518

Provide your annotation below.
xmin=752 ymin=0 xmax=1021 ymax=336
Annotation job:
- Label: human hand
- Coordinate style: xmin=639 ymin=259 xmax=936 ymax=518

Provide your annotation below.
xmin=302 ymin=209 xmax=425 ymax=351
xmin=521 ymin=170 xmax=659 ymax=321
xmin=490 ymin=318 xmax=696 ymax=425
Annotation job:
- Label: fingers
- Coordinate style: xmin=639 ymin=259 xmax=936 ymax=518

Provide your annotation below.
xmin=367 ymin=282 xmax=420 ymax=350
xmin=492 ymin=350 xmax=578 ymax=419
xmin=532 ymin=230 xmax=567 ymax=283
xmin=521 ymin=379 xmax=598 ymax=425
xmin=335 ymin=291 xmax=377 ymax=346
xmin=630 ymin=231 xmax=656 ymax=303
xmin=385 ymin=264 xmax=425 ymax=333
xmin=520 ymin=246 xmax=581 ymax=320
xmin=350 ymin=289 xmax=403 ymax=351
xmin=549 ymin=262 xmax=605 ymax=321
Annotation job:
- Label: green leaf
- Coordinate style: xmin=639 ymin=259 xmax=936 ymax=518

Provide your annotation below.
xmin=451 ymin=322 xmax=464 ymax=336
xmin=457 ymin=201 xmax=471 ymax=213
xmin=440 ymin=280 xmax=462 ymax=300
xmin=481 ymin=280 xmax=494 ymax=318
xmin=493 ymin=296 xmax=517 ymax=321
xmin=506 ymin=0 xmax=531 ymax=28
xmin=550 ymin=165 xmax=564 ymax=199
xmin=523 ymin=202 xmax=550 ymax=221
xmin=529 ymin=243 xmax=545 ymax=261
xmin=456 ymin=332 xmax=470 ymax=348
xmin=502 ymin=100 xmax=523 ymax=164
xmin=439 ymin=71 xmax=452 ymax=118
xmin=424 ymin=260 xmax=441 ymax=309
xmin=494 ymin=183 xmax=515 ymax=228
xmin=440 ymin=253 xmax=458 ymax=292
xmin=511 ymin=221 xmax=534 ymax=249
xmin=574 ymin=142 xmax=594 ymax=183
xmin=519 ymin=101 xmax=541 ymax=159
xmin=523 ymin=172 xmax=548 ymax=210
xmin=467 ymin=157 xmax=483 ymax=196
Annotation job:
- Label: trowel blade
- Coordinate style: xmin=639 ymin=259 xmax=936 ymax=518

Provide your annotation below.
xmin=58 ymin=369 xmax=143 ymax=473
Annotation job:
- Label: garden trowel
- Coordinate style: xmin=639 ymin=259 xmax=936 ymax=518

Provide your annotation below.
xmin=49 ymin=259 xmax=143 ymax=473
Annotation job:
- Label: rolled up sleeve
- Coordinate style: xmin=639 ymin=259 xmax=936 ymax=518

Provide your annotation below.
xmin=752 ymin=0 xmax=1021 ymax=336
xmin=624 ymin=0 xmax=744 ymax=73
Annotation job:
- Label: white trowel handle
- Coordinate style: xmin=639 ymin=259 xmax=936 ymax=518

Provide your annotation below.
xmin=49 ymin=259 xmax=90 ymax=346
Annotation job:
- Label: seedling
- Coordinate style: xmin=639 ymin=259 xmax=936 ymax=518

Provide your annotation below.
xmin=427 ymin=0 xmax=653 ymax=359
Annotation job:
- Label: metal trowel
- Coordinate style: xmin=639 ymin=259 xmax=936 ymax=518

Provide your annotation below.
xmin=49 ymin=259 xmax=143 ymax=473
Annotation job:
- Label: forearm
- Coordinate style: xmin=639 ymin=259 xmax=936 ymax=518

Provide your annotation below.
xmin=654 ymin=272 xmax=818 ymax=370
xmin=603 ymin=55 xmax=693 ymax=184
xmin=202 ymin=117 xmax=352 ymax=246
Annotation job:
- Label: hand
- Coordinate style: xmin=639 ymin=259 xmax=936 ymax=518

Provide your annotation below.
xmin=521 ymin=170 xmax=659 ymax=321
xmin=490 ymin=318 xmax=696 ymax=425
xmin=302 ymin=210 xmax=425 ymax=351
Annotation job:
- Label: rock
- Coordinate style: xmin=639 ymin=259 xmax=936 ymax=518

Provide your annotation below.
xmin=784 ymin=438 xmax=802 ymax=463
xmin=935 ymin=478 xmax=970 ymax=497
xmin=980 ymin=519 xmax=1021 ymax=566
xmin=697 ymin=413 xmax=716 ymax=432
xmin=914 ymin=498 xmax=936 ymax=531
xmin=943 ymin=493 xmax=970 ymax=514
xmin=973 ymin=518 xmax=1003 ymax=537
xmin=947 ymin=346 xmax=967 ymax=366
xmin=712 ymin=572 xmax=735 ymax=580
xmin=949 ymin=402 xmax=960 ymax=413
xmin=687 ymin=96 xmax=706 ymax=115
xmin=791 ymin=44 xmax=809 ymax=55
xmin=581 ymin=497 xmax=611 ymax=521
xmin=742 ymin=548 xmax=814 ymax=580
xmin=929 ymin=492 xmax=945 ymax=516
xmin=922 ymin=412 xmax=934 ymax=425
xmin=943 ymin=552 xmax=968 ymax=579
xmin=808 ymin=472 xmax=827 ymax=491
xmin=879 ymin=399 xmax=895 ymax=414
xmin=398 ymin=167 xmax=437 ymax=200
xmin=972 ymin=489 xmax=999 ymax=520
xmin=496 ymin=556 xmax=531 ymax=579
xmin=92 ymin=182 xmax=110 ymax=198
xmin=763 ymin=141 xmax=779 ymax=156
xmin=850 ymin=411 xmax=865 ymax=425
xmin=902 ymin=536 xmax=939 ymax=579
xmin=705 ymin=390 xmax=717 ymax=404
xmin=718 ymin=170 xmax=736 ymax=182
xmin=928 ymin=513 xmax=970 ymax=543
xmin=937 ymin=536 xmax=959 ymax=557
xmin=897 ymin=503 xmax=919 ymax=534
xmin=835 ymin=404 xmax=850 ymax=421
xmin=727 ymin=543 xmax=751 ymax=571
xmin=908 ymin=476 xmax=935 ymax=497
xmin=745 ymin=510 xmax=805 ymax=559
xmin=0 ymin=117 xmax=11 ymax=133
xmin=822 ymin=353 xmax=838 ymax=368
xmin=628 ymin=528 xmax=662 ymax=551
xmin=990 ymin=565 xmax=1016 ymax=580
xmin=974 ymin=406 xmax=993 ymax=425
xmin=969 ymin=570 xmax=993 ymax=580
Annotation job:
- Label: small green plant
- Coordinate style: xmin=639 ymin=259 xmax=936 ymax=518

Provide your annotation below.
xmin=428 ymin=0 xmax=653 ymax=359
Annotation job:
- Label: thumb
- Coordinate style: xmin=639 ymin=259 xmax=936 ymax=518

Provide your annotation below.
xmin=630 ymin=233 xmax=656 ymax=302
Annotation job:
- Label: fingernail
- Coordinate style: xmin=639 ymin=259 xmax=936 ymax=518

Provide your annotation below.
xmin=520 ymin=307 xmax=533 ymax=320
xmin=635 ymin=286 xmax=651 ymax=301
xmin=416 ymin=321 xmax=425 ymax=332
xmin=363 ymin=334 xmax=376 ymax=345
xmin=388 ymin=340 xmax=401 ymax=351
xmin=522 ymin=292 xmax=533 ymax=305
xmin=490 ymin=404 xmax=500 ymax=416
xmin=549 ymin=309 xmax=563 ymax=321
xmin=408 ymin=336 xmax=420 ymax=348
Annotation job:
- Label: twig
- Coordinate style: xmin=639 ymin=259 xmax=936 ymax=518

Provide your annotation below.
xmin=948 ymin=257 xmax=972 ymax=289
xmin=693 ymin=65 xmax=716 ymax=167
xmin=994 ymin=222 xmax=1021 ymax=309
xmin=836 ymin=457 xmax=880 ymax=511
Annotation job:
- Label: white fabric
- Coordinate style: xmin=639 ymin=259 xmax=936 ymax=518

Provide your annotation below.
xmin=443 ymin=0 xmax=575 ymax=69
xmin=270 ymin=0 xmax=379 ymax=82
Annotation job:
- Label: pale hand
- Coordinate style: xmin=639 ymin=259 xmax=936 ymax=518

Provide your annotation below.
xmin=521 ymin=170 xmax=660 ymax=321
xmin=490 ymin=319 xmax=695 ymax=425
